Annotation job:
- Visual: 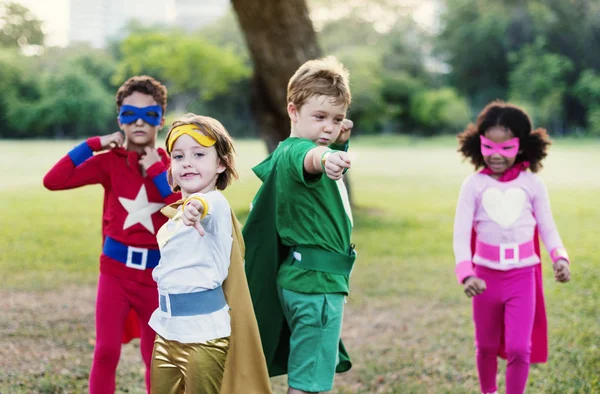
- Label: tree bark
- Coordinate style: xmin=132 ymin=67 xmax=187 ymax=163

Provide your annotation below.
xmin=231 ymin=0 xmax=321 ymax=152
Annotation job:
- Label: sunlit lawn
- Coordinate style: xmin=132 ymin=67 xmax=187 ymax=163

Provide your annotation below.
xmin=1 ymin=136 xmax=598 ymax=393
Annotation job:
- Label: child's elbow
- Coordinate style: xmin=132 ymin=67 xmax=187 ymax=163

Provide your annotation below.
xmin=42 ymin=173 xmax=60 ymax=190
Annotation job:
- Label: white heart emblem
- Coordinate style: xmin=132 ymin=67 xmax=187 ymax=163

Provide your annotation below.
xmin=481 ymin=187 xmax=526 ymax=227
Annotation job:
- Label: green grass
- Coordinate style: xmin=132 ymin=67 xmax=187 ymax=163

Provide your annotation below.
xmin=1 ymin=137 xmax=598 ymax=393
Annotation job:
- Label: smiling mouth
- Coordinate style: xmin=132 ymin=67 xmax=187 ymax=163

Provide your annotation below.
xmin=489 ymin=162 xmax=506 ymax=170
xmin=181 ymin=173 xmax=199 ymax=178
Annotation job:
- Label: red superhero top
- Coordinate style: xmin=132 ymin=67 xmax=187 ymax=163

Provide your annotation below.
xmin=43 ymin=136 xmax=181 ymax=286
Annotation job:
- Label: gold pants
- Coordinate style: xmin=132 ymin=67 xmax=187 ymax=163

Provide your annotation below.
xmin=150 ymin=334 xmax=230 ymax=394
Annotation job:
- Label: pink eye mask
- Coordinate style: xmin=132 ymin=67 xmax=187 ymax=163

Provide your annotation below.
xmin=480 ymin=135 xmax=520 ymax=158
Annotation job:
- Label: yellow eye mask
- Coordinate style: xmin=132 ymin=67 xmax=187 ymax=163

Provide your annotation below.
xmin=167 ymin=124 xmax=217 ymax=153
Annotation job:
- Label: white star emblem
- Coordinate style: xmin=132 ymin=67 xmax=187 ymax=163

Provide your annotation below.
xmin=118 ymin=185 xmax=165 ymax=234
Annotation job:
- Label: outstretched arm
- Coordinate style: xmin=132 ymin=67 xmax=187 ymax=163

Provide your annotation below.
xmin=181 ymin=193 xmax=227 ymax=236
xmin=304 ymin=119 xmax=354 ymax=180
xmin=303 ymin=147 xmax=351 ymax=180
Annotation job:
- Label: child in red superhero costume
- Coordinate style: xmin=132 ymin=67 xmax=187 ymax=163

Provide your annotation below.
xmin=43 ymin=76 xmax=180 ymax=394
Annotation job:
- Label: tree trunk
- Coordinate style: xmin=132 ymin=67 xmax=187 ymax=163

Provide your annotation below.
xmin=231 ymin=0 xmax=321 ymax=152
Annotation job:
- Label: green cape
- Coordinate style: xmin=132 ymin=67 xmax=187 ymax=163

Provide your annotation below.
xmin=243 ymin=150 xmax=352 ymax=377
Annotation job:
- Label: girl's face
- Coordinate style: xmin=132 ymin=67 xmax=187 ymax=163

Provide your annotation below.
xmin=170 ymin=134 xmax=225 ymax=198
xmin=482 ymin=126 xmax=519 ymax=176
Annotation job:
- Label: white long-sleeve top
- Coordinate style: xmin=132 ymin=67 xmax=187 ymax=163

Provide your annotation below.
xmin=149 ymin=190 xmax=232 ymax=343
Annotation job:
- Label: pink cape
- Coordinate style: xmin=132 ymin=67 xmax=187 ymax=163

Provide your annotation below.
xmin=470 ymin=228 xmax=548 ymax=363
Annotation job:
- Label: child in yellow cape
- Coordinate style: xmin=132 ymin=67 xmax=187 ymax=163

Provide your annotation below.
xmin=149 ymin=113 xmax=272 ymax=394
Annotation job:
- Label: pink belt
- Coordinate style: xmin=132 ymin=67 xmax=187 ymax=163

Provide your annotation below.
xmin=475 ymin=239 xmax=536 ymax=265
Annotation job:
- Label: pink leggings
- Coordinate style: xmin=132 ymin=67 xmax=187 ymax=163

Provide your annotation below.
xmin=473 ymin=265 xmax=536 ymax=394
xmin=89 ymin=274 xmax=158 ymax=394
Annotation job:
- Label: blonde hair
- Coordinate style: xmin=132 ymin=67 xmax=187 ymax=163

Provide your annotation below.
xmin=165 ymin=113 xmax=238 ymax=191
xmin=287 ymin=56 xmax=351 ymax=110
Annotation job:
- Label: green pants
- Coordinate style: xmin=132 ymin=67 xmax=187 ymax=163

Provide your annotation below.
xmin=277 ymin=285 xmax=346 ymax=392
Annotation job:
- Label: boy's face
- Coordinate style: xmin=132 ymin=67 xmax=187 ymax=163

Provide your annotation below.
xmin=287 ymin=95 xmax=347 ymax=146
xmin=118 ymin=91 xmax=165 ymax=148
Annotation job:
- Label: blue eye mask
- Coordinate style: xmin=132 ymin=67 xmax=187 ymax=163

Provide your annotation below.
xmin=118 ymin=105 xmax=163 ymax=126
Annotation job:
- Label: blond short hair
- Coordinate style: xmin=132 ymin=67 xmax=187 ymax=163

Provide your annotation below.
xmin=165 ymin=113 xmax=238 ymax=191
xmin=287 ymin=56 xmax=351 ymax=110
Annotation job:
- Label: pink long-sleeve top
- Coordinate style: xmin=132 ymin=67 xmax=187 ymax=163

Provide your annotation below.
xmin=453 ymin=171 xmax=567 ymax=283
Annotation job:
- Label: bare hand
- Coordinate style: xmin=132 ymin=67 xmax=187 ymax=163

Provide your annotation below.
xmin=334 ymin=119 xmax=353 ymax=145
xmin=182 ymin=199 xmax=205 ymax=236
xmin=100 ymin=131 xmax=124 ymax=150
xmin=553 ymin=259 xmax=570 ymax=283
xmin=324 ymin=151 xmax=351 ymax=180
xmin=139 ymin=147 xmax=161 ymax=170
xmin=463 ymin=276 xmax=486 ymax=298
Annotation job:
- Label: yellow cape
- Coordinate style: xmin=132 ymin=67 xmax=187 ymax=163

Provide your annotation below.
xmin=161 ymin=202 xmax=272 ymax=394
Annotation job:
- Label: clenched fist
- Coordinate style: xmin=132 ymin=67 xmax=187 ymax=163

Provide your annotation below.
xmin=139 ymin=147 xmax=161 ymax=171
xmin=553 ymin=259 xmax=570 ymax=283
xmin=334 ymin=119 xmax=353 ymax=145
xmin=323 ymin=151 xmax=351 ymax=180
xmin=100 ymin=131 xmax=124 ymax=150
xmin=182 ymin=198 xmax=206 ymax=236
xmin=463 ymin=276 xmax=486 ymax=298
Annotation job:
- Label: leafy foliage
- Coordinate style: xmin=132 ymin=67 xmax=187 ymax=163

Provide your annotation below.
xmin=0 ymin=2 xmax=44 ymax=47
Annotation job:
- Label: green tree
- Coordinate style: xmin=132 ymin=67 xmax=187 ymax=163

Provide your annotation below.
xmin=508 ymin=38 xmax=573 ymax=132
xmin=0 ymin=47 xmax=42 ymax=137
xmin=380 ymin=71 xmax=426 ymax=133
xmin=37 ymin=44 xmax=118 ymax=92
xmin=317 ymin=10 xmax=437 ymax=135
xmin=5 ymin=62 xmax=114 ymax=139
xmin=436 ymin=0 xmax=511 ymax=107
xmin=410 ymin=88 xmax=471 ymax=135
xmin=437 ymin=0 xmax=600 ymax=132
xmin=0 ymin=2 xmax=44 ymax=47
xmin=335 ymin=46 xmax=387 ymax=134
xmin=114 ymin=31 xmax=250 ymax=113
xmin=574 ymin=70 xmax=600 ymax=135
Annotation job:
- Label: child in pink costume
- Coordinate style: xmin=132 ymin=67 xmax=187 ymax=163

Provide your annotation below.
xmin=453 ymin=101 xmax=571 ymax=394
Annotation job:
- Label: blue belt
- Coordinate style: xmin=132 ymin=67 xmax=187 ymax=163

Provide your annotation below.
xmin=159 ymin=286 xmax=227 ymax=317
xmin=102 ymin=236 xmax=160 ymax=270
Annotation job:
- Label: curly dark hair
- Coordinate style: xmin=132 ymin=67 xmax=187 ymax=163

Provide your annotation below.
xmin=115 ymin=75 xmax=168 ymax=113
xmin=457 ymin=100 xmax=551 ymax=172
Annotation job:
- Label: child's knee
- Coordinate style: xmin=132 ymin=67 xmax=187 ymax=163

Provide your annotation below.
xmin=93 ymin=341 xmax=121 ymax=366
xmin=505 ymin=345 xmax=531 ymax=364
xmin=476 ymin=345 xmax=500 ymax=358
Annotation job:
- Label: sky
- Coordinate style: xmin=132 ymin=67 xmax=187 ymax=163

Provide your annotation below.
xmin=12 ymin=0 xmax=70 ymax=46
xmin=10 ymin=0 xmax=438 ymax=48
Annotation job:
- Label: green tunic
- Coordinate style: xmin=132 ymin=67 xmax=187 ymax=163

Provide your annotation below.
xmin=243 ymin=138 xmax=354 ymax=377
